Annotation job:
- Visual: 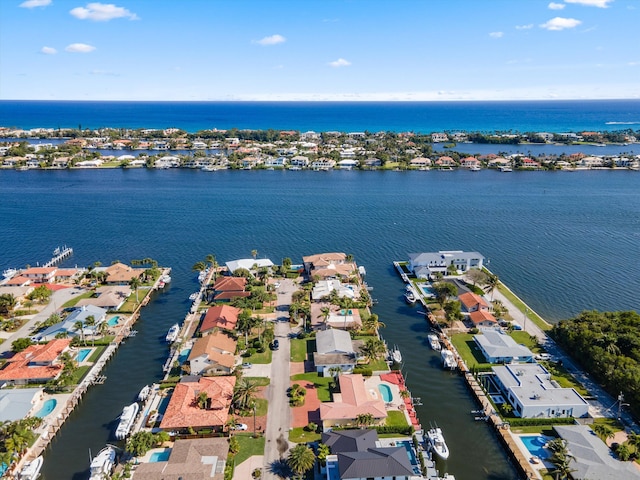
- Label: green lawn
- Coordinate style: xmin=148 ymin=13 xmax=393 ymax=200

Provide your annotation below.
xmin=385 ymin=410 xmax=408 ymax=427
xmin=233 ymin=434 xmax=266 ymax=465
xmin=62 ymin=291 xmax=94 ymax=308
xmin=237 ymin=398 xmax=269 ymax=417
xmin=244 ymin=348 xmax=272 ymax=364
xmin=70 ymin=365 xmax=91 ymax=384
xmin=289 ymin=427 xmax=321 ymax=443
xmin=367 ymin=359 xmax=390 ymax=372
xmin=244 ymin=377 xmax=271 ymax=387
xmin=290 ymin=338 xmax=314 ymax=362
xmin=509 ymin=331 xmax=542 ymax=353
xmin=88 ymin=346 xmax=106 ymax=363
xmin=450 ymin=333 xmax=491 ymax=370
xmin=291 ymin=372 xmax=333 ymax=402
xmin=544 ymin=362 xmax=588 ymax=396
xmin=496 ymin=284 xmax=551 ymax=331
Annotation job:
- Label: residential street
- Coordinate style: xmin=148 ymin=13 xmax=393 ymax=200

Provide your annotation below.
xmin=263 ymin=278 xmax=295 ymax=479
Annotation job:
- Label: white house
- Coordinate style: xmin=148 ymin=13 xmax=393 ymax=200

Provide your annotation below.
xmin=492 ymin=363 xmax=589 ymax=418
xmin=312 ymin=280 xmax=356 ymax=301
xmin=408 ymin=250 xmax=485 ymax=278
xmin=314 ymin=329 xmax=357 ymax=376
xmin=474 ymin=330 xmax=534 ymax=364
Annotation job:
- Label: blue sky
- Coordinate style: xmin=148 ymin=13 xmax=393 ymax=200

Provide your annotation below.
xmin=1 ymin=0 xmax=638 ymax=101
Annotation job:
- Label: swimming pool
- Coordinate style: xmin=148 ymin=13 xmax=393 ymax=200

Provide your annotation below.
xmin=149 ymin=449 xmax=171 ymax=462
xmin=178 ymin=348 xmax=191 ymax=364
xmin=520 ymin=435 xmax=551 ymax=459
xmin=397 ymin=440 xmax=421 ymax=474
xmin=35 ymin=398 xmax=57 ymax=418
xmin=107 ymin=316 xmax=120 ymax=327
xmin=378 ymin=383 xmax=393 ymax=403
xmin=419 ymin=284 xmax=436 ymax=297
xmin=76 ymin=348 xmax=92 ymax=362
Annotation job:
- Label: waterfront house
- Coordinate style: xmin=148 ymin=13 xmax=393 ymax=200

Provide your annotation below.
xmin=461 ymin=157 xmax=481 ymax=169
xmin=311 ymin=304 xmax=362 ymax=330
xmin=469 ymin=310 xmax=498 ymax=327
xmin=458 ymin=292 xmax=489 ymax=313
xmin=224 ymin=258 xmax=274 ymax=276
xmin=289 ymin=155 xmax=309 ymax=168
xmin=492 ymin=363 xmax=589 ymax=418
xmin=521 ymin=157 xmax=541 ymax=170
xmin=338 ymin=159 xmax=359 ymax=170
xmin=75 ymin=285 xmax=131 ymax=311
xmin=311 ymin=158 xmax=336 ymax=170
xmin=303 ymin=252 xmax=348 ymax=275
xmin=132 ymin=438 xmax=229 ymax=480
xmin=20 ymin=267 xmax=57 ymax=283
xmin=409 ymin=157 xmax=432 ymax=169
xmin=363 ymin=158 xmax=382 ymax=169
xmin=314 ymin=329 xmax=357 ymax=376
xmin=188 ymin=332 xmax=237 ymax=376
xmin=408 ymin=250 xmax=484 ymax=278
xmin=435 ymin=156 xmax=457 ymax=169
xmin=104 ymin=262 xmax=143 ymax=285
xmin=0 ymin=388 xmax=44 ymax=421
xmin=199 ymin=305 xmax=241 ymax=334
xmin=474 ymin=330 xmax=534 ymax=363
xmin=0 ymin=339 xmax=71 ymax=385
xmin=159 ymin=376 xmax=236 ymax=432
xmin=553 ymin=425 xmax=640 ymax=480
xmin=312 ymin=280 xmax=356 ymax=301
xmin=322 ymin=429 xmax=416 ymax=480
xmin=319 ymin=374 xmax=387 ymax=431
xmin=210 ymin=276 xmax=250 ymax=302
xmin=35 ymin=305 xmax=108 ymax=341
xmin=431 ymin=133 xmax=449 ymax=143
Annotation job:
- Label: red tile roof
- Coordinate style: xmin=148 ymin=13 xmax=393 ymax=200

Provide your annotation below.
xmin=160 ymin=376 xmax=236 ymax=430
xmin=213 ymin=276 xmax=247 ymax=292
xmin=469 ymin=310 xmax=497 ymax=326
xmin=0 ymin=339 xmax=71 ymax=382
xmin=200 ymin=305 xmax=241 ymax=333
xmin=458 ymin=292 xmax=488 ymax=310
xmin=320 ymin=374 xmax=387 ymax=422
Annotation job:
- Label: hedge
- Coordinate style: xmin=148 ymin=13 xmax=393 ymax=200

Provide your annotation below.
xmin=507 ymin=417 xmax=576 ymax=427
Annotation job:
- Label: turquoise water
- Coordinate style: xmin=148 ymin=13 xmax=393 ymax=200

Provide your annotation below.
xmin=149 ymin=450 xmax=171 ymax=462
xmin=397 ymin=440 xmax=421 ymax=475
xmin=520 ymin=435 xmax=551 ymax=459
xmin=76 ymin=348 xmax=92 ymax=362
xmin=178 ymin=348 xmax=191 ymax=365
xmin=157 ymin=396 xmax=170 ymax=414
xmin=378 ymin=384 xmax=393 ymax=402
xmin=107 ymin=316 xmax=120 ymax=327
xmin=419 ymin=284 xmax=435 ymax=297
xmin=35 ymin=399 xmax=57 ymax=418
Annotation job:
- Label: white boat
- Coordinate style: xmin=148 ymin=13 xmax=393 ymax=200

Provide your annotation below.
xmin=189 ymin=292 xmax=199 ymax=301
xmin=197 ymin=269 xmax=208 ymax=283
xmin=389 ymin=346 xmax=402 ymax=363
xmin=89 ymin=445 xmax=116 ymax=480
xmin=499 ymin=165 xmax=513 ymax=172
xmin=469 ymin=165 xmax=481 ymax=171
xmin=441 ymin=349 xmax=456 ymax=370
xmin=427 ymin=427 xmax=450 ymax=460
xmin=161 ymin=274 xmax=172 ymax=283
xmin=115 ymin=402 xmax=139 ymax=439
xmin=17 ymin=455 xmax=43 ymax=480
xmin=158 ymin=281 xmax=165 ymax=289
xmin=165 ymin=323 xmax=180 ymax=343
xmin=404 ymin=289 xmax=416 ymax=304
xmin=428 ymin=334 xmax=441 ymax=351
xmin=138 ymin=384 xmax=151 ymax=402
xmin=2 ymin=268 xmax=17 ymax=279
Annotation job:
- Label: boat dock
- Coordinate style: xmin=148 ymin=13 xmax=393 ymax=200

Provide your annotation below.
xmin=42 ymin=246 xmax=73 ymax=267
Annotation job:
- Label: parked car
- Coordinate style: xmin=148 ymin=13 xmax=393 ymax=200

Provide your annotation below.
xmin=512 ymin=324 xmax=523 ymax=331
xmin=241 ymin=362 xmax=252 ymax=368
xmin=535 ymin=353 xmax=551 ymax=361
xmin=271 ymin=339 xmax=279 ymax=350
xmin=233 ymin=423 xmax=248 ymax=431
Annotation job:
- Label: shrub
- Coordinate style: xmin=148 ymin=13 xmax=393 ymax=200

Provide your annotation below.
xmin=305 ymin=422 xmax=318 ymax=432
xmin=353 ymin=367 xmax=372 ymax=377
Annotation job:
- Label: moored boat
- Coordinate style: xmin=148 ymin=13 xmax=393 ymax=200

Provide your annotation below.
xmin=115 ymin=402 xmax=139 ymax=439
xmin=89 ymin=445 xmax=116 ymax=480
xmin=428 ymin=334 xmax=441 ymax=351
xmin=441 ymin=349 xmax=456 ymax=370
xmin=160 ymin=274 xmax=171 ymax=283
xmin=17 ymin=455 xmax=43 ymax=480
xmin=404 ymin=285 xmax=416 ymax=304
xmin=389 ymin=345 xmax=402 ymax=363
xmin=427 ymin=427 xmax=450 ymax=460
xmin=165 ymin=323 xmax=180 ymax=343
xmin=138 ymin=384 xmax=151 ymax=402
xmin=189 ymin=292 xmax=198 ymax=301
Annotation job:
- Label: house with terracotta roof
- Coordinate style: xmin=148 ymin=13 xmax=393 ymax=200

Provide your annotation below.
xmin=200 ymin=305 xmax=241 ymax=334
xmin=132 ymin=438 xmax=229 ymax=480
xmin=3 ymin=276 xmax=32 ymax=287
xmin=319 ymin=374 xmax=387 ymax=431
xmin=469 ymin=309 xmax=498 ymax=327
xmin=211 ymin=276 xmax=250 ymax=302
xmin=302 ymin=252 xmax=347 ymax=275
xmin=435 ymin=156 xmax=456 ymax=169
xmin=75 ymin=285 xmax=131 ymax=311
xmin=458 ymin=292 xmax=489 ymax=313
xmin=188 ymin=332 xmax=237 ymax=375
xmin=322 ymin=429 xmax=416 ymax=480
xmin=20 ymin=267 xmax=57 ymax=283
xmin=461 ymin=156 xmax=481 ymax=168
xmin=159 ymin=376 xmax=236 ymax=432
xmin=0 ymin=339 xmax=71 ymax=385
xmin=104 ymin=262 xmax=143 ymax=285
xmin=409 ymin=157 xmax=432 ymax=169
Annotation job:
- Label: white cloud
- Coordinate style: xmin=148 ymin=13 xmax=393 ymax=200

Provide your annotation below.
xmin=565 ymin=0 xmax=613 ymax=7
xmin=489 ymin=31 xmax=504 ymax=38
xmin=540 ymin=17 xmax=582 ymax=30
xmin=65 ymin=43 xmax=96 ymax=53
xmin=515 ymin=24 xmax=534 ymax=30
xmin=19 ymin=0 xmax=51 ymax=8
xmin=328 ymin=58 xmax=351 ymax=68
xmin=70 ymin=3 xmax=139 ymax=21
xmin=255 ymin=34 xmax=286 ymax=46
xmin=40 ymin=46 xmax=57 ymax=55
xmin=548 ymin=2 xmax=566 ymax=9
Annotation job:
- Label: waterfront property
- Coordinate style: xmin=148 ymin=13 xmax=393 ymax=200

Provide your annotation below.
xmin=224 ymin=258 xmax=274 ymax=275
xmin=0 ymin=388 xmax=44 ymax=421
xmin=492 ymin=363 xmax=589 ymax=418
xmin=314 ymin=328 xmax=358 ymax=376
xmin=474 ymin=330 xmax=534 ymax=364
xmin=458 ymin=292 xmax=489 ymax=313
xmin=103 ymin=262 xmax=144 ymax=285
xmin=199 ymin=305 xmax=241 ymax=334
xmin=407 ymin=251 xmax=485 ymax=278
xmin=187 ymin=331 xmax=237 ymax=375
xmin=34 ymin=305 xmax=107 ymax=341
xmin=75 ymin=285 xmax=131 ymax=310
xmin=0 ymin=339 xmax=71 ymax=385
xmin=209 ymin=276 xmax=250 ymax=302
xmin=322 ymin=429 xmax=417 ymax=480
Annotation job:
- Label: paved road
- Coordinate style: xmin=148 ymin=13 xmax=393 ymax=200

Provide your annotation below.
xmin=0 ymin=287 xmax=84 ymax=357
xmin=263 ymin=278 xmax=295 ymax=479
xmin=487 ymin=278 xmax=639 ymax=431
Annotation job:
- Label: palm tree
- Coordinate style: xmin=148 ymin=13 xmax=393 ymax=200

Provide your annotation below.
xmin=251 ymin=249 xmax=258 ymax=260
xmin=316 ymin=443 xmax=330 ymax=468
xmin=0 ymin=293 xmax=16 ymax=315
xmin=196 ymin=391 xmax=209 ymax=409
xmin=205 ymin=254 xmax=218 ymax=280
xmin=484 ymin=273 xmax=500 ymax=301
xmin=74 ymin=320 xmax=86 ymax=345
xmin=433 ymin=282 xmax=457 ymax=309
xmin=320 ymin=307 xmax=331 ymax=329
xmin=129 ymin=276 xmax=141 ymax=303
xmin=192 ymin=261 xmax=206 ymax=272
xmin=237 ymin=310 xmax=255 ymax=345
xmin=363 ymin=313 xmax=386 ymax=335
xmin=355 ymin=413 xmax=374 ymax=428
xmin=233 ymin=378 xmax=259 ymax=411
xmin=84 ymin=315 xmax=96 ymax=346
xmin=97 ymin=320 xmax=109 ymax=338
xmin=614 ymin=443 xmax=631 ymax=461
xmin=593 ymin=423 xmax=614 ymax=442
xmin=627 ymin=431 xmax=640 ymax=455
xmin=361 ymin=337 xmax=386 ymax=362
xmin=548 ymin=438 xmax=576 ymax=480
xmin=287 ymin=444 xmax=316 ymax=480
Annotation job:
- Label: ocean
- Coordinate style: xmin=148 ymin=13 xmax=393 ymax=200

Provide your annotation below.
xmin=2 ymin=99 xmax=640 ymax=133
xmin=1 ymin=100 xmax=639 ymax=479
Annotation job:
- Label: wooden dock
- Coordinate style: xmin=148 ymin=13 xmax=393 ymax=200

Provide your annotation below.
xmin=42 ymin=246 xmax=73 ymax=267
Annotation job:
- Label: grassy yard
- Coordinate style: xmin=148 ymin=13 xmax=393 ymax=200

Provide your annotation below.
xmin=243 ymin=377 xmax=271 ymax=387
xmin=70 ymin=365 xmax=91 ymax=384
xmin=544 ymin=362 xmax=588 ymax=396
xmin=367 ymin=359 xmax=390 ymax=372
xmin=509 ymin=331 xmax=543 ymax=353
xmin=291 ymin=372 xmax=333 ymax=402
xmin=62 ymin=291 xmax=94 ymax=308
xmin=290 ymin=337 xmax=315 ymax=362
xmin=233 ymin=434 xmax=266 ymax=465
xmin=385 ymin=410 xmax=408 ymax=427
xmin=236 ymin=398 xmax=269 ymax=417
xmin=88 ymin=346 xmax=106 ymax=363
xmin=244 ymin=348 xmax=272 ymax=364
xmin=450 ymin=333 xmax=491 ymax=370
xmin=289 ymin=426 xmax=321 ymax=443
